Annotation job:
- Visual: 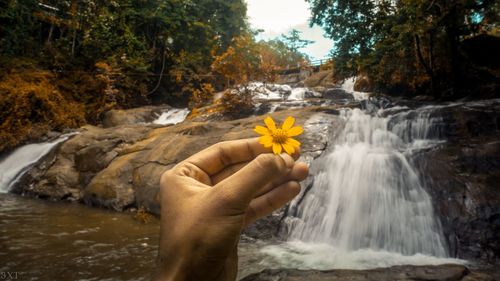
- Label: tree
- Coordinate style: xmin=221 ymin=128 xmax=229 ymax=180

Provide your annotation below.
xmin=308 ymin=0 xmax=498 ymax=98
xmin=280 ymin=29 xmax=315 ymax=54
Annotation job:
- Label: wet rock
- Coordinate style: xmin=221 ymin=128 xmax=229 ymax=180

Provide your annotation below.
xmin=241 ymin=264 xmax=485 ymax=281
xmin=411 ymin=99 xmax=500 ymax=264
xmin=353 ymin=75 xmax=373 ymax=92
xmin=360 ymin=96 xmax=392 ymax=113
xmin=15 ymin=107 xmax=341 ymax=217
xmin=322 ymin=87 xmax=354 ymax=102
xmin=102 ymin=105 xmax=171 ymax=127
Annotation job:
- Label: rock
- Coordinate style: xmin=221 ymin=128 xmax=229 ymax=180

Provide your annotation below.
xmin=414 ymin=95 xmax=435 ymax=101
xmin=17 ymin=124 xmax=155 ymax=206
xmin=240 ymin=264 xmax=480 ymax=281
xmin=353 ymin=75 xmax=373 ymax=92
xmin=312 ymin=86 xmax=326 ymax=93
xmin=15 ymin=107 xmax=341 ymax=219
xmin=410 ymin=99 xmax=500 ymax=264
xmin=322 ymin=87 xmax=354 ymax=102
xmin=102 ymin=105 xmax=171 ymax=127
xmin=303 ymin=70 xmax=336 ymax=88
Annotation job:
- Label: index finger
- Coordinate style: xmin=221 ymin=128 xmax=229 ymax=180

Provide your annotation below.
xmin=183 ymin=138 xmax=271 ymax=176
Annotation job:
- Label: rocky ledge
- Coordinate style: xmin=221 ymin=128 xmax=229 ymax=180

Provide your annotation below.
xmin=241 ymin=264 xmax=495 ymax=281
xmin=13 ymin=106 xmax=342 ymax=218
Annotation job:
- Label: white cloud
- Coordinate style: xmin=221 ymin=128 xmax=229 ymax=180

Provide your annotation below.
xmin=246 ymin=0 xmax=311 ymax=33
xmin=246 ymin=0 xmax=334 ymax=60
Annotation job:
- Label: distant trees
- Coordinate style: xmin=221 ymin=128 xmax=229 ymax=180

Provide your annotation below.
xmin=307 ymin=0 xmax=498 ymax=98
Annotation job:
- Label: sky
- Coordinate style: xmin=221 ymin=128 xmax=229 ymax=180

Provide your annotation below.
xmin=246 ymin=0 xmax=334 ymax=60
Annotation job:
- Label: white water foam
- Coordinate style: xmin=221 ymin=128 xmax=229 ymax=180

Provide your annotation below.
xmin=341 ymin=77 xmax=370 ymax=100
xmin=269 ymin=107 xmax=461 ymax=269
xmin=260 ymin=241 xmax=465 ymax=270
xmin=287 ymin=87 xmax=321 ymax=101
xmin=153 ymin=108 xmax=190 ymax=125
xmin=0 ymin=134 xmax=75 ymax=193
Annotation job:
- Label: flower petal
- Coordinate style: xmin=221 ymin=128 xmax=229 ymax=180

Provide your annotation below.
xmin=254 ymin=125 xmax=270 ymax=135
xmin=287 ymin=126 xmax=304 ymax=137
xmin=282 ymin=143 xmax=295 ymax=155
xmin=272 ymin=143 xmax=282 ymax=155
xmin=282 ymin=116 xmax=295 ymax=131
xmin=264 ymin=116 xmax=277 ymax=131
xmin=286 ymin=138 xmax=301 ymax=148
xmin=259 ymin=135 xmax=273 ymax=148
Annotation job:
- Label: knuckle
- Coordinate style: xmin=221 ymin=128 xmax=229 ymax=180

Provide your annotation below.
xmin=160 ymin=170 xmax=173 ymax=186
xmin=255 ymin=154 xmax=286 ymax=174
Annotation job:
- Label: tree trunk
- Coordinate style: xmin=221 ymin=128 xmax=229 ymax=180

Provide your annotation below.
xmin=46 ymin=24 xmax=54 ymax=45
xmin=414 ymin=34 xmax=436 ymax=96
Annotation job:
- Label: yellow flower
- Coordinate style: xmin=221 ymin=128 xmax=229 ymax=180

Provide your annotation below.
xmin=254 ymin=116 xmax=304 ymax=155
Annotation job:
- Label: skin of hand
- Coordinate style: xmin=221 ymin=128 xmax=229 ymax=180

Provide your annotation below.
xmin=155 ymin=138 xmax=309 ymax=281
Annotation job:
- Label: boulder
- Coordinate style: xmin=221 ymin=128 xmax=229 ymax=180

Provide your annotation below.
xmin=353 ymin=75 xmax=373 ymax=92
xmin=102 ymin=105 xmax=171 ymax=127
xmin=323 ymin=87 xmax=354 ymax=101
xmin=303 ymin=70 xmax=336 ymax=88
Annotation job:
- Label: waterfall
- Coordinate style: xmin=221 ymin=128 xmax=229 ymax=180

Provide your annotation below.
xmin=0 ymin=134 xmax=74 ymax=193
xmin=260 ymin=104 xmax=463 ymax=270
xmin=341 ymin=77 xmax=370 ymax=101
xmin=153 ymin=108 xmax=190 ymax=125
xmin=289 ymin=108 xmax=447 ymax=256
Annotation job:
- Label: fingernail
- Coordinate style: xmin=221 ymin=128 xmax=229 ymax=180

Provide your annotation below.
xmin=279 ymin=153 xmax=295 ymax=169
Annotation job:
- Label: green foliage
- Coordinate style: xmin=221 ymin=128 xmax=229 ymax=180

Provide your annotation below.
xmin=259 ymin=38 xmax=310 ymax=69
xmin=280 ymin=29 xmax=315 ymax=55
xmin=308 ymin=0 xmax=498 ymax=97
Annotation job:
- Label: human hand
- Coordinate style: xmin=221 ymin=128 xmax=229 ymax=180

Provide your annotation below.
xmin=155 ymin=138 xmax=308 ymax=281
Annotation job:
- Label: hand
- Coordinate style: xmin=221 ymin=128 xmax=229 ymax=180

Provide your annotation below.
xmin=155 ymin=138 xmax=309 ymax=281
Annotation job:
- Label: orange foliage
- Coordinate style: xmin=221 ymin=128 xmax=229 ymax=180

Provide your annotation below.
xmin=189 ymin=83 xmax=215 ymax=108
xmin=0 ymin=70 xmax=85 ymax=152
xmin=211 ymin=33 xmax=262 ymax=87
xmin=217 ymin=88 xmax=254 ymax=118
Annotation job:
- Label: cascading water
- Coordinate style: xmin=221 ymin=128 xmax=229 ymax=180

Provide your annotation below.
xmin=0 ymin=134 xmax=74 ymax=193
xmin=153 ymin=108 xmax=190 ymax=125
xmin=259 ymin=84 xmax=465 ymax=270
xmin=289 ymin=108 xmax=447 ymax=256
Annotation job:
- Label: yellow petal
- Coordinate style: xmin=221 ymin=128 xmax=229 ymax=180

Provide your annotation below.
xmin=286 ymin=138 xmax=301 ymax=148
xmin=264 ymin=116 xmax=277 ymax=131
xmin=287 ymin=126 xmax=304 ymax=137
xmin=272 ymin=143 xmax=282 ymax=155
xmin=282 ymin=116 xmax=295 ymax=131
xmin=254 ymin=125 xmax=270 ymax=135
xmin=259 ymin=135 xmax=273 ymax=148
xmin=282 ymin=143 xmax=295 ymax=155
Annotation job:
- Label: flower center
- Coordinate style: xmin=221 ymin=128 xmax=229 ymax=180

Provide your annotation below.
xmin=272 ymin=129 xmax=288 ymax=144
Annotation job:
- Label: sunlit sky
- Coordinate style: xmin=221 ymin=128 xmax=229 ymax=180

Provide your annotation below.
xmin=246 ymin=0 xmax=334 ymax=60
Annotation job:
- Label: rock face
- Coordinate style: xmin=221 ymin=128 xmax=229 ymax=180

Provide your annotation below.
xmin=241 ymin=264 xmax=494 ymax=281
xmin=15 ymin=107 xmax=342 ymax=219
xmin=411 ymin=100 xmax=500 ymax=264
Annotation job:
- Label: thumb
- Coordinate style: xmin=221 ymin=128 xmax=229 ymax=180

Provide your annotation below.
xmin=214 ymin=153 xmax=294 ymax=207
